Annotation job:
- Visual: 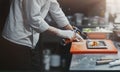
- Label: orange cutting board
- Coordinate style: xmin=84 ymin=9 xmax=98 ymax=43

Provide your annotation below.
xmin=70 ymin=40 xmax=118 ymax=54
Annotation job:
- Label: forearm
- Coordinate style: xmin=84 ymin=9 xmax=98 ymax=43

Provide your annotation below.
xmin=45 ymin=25 xmax=73 ymax=35
xmin=45 ymin=26 xmax=60 ymax=36
xmin=44 ymin=26 xmax=75 ymax=39
xmin=63 ymin=24 xmax=73 ymax=30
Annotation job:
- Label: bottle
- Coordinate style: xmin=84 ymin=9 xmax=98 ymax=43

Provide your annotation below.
xmin=43 ymin=49 xmax=51 ymax=71
xmin=50 ymin=54 xmax=61 ymax=67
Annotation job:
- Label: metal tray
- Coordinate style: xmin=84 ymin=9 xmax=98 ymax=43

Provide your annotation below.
xmin=86 ymin=40 xmax=107 ymax=49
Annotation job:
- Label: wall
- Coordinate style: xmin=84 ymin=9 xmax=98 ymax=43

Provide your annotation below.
xmin=58 ymin=0 xmax=106 ymax=16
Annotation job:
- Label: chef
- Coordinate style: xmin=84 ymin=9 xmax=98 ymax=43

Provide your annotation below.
xmin=2 ymin=0 xmax=84 ymax=70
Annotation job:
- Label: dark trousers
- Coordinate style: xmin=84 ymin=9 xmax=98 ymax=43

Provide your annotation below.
xmin=0 ymin=37 xmax=43 ymax=71
xmin=31 ymin=39 xmax=44 ymax=71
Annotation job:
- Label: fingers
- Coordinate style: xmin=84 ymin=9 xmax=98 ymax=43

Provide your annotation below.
xmin=68 ymin=32 xmax=76 ymax=42
xmin=75 ymin=33 xmax=84 ymax=42
xmin=68 ymin=32 xmax=84 ymax=42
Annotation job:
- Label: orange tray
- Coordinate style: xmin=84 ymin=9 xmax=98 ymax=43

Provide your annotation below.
xmin=70 ymin=40 xmax=118 ymax=54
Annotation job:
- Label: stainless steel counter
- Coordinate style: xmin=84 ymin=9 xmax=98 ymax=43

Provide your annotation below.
xmin=69 ymin=41 xmax=120 ymax=71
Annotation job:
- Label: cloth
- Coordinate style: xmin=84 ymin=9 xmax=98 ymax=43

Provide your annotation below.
xmin=2 ymin=0 xmax=70 ymax=49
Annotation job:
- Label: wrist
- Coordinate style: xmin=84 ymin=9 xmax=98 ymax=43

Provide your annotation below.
xmin=63 ymin=24 xmax=73 ymax=30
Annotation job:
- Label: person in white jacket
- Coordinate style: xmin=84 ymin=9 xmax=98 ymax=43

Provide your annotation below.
xmin=2 ymin=0 xmax=84 ymax=70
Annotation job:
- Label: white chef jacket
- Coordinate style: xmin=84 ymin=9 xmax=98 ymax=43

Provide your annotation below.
xmin=2 ymin=0 xmax=70 ymax=49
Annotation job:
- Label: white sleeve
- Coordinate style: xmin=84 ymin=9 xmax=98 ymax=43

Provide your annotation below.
xmin=23 ymin=0 xmax=49 ymax=33
xmin=49 ymin=0 xmax=70 ymax=28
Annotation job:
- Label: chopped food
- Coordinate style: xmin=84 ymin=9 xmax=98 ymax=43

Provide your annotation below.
xmin=90 ymin=41 xmax=99 ymax=46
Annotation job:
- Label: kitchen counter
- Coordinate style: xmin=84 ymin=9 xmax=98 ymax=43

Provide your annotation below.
xmin=69 ymin=41 xmax=120 ymax=71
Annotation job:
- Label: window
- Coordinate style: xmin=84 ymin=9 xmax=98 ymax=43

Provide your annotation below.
xmin=106 ymin=0 xmax=120 ymax=23
xmin=106 ymin=0 xmax=120 ymax=13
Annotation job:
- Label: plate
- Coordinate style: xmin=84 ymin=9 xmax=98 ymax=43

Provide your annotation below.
xmin=86 ymin=40 xmax=107 ymax=49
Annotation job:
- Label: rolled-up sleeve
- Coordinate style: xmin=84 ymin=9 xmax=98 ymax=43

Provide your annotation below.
xmin=49 ymin=0 xmax=70 ymax=28
xmin=23 ymin=0 xmax=49 ymax=33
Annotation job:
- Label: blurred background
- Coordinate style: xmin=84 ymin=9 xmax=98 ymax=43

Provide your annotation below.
xmin=1 ymin=0 xmax=120 ymax=72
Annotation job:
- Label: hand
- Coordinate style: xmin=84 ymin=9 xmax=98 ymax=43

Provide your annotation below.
xmin=75 ymin=33 xmax=84 ymax=42
xmin=57 ymin=30 xmax=76 ymax=41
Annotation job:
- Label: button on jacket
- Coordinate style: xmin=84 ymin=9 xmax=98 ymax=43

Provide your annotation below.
xmin=2 ymin=0 xmax=69 ymax=49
